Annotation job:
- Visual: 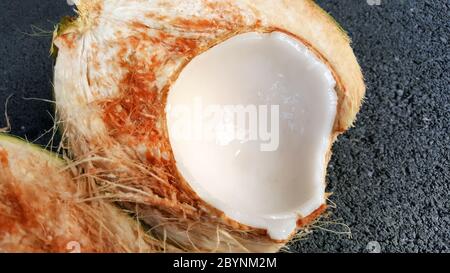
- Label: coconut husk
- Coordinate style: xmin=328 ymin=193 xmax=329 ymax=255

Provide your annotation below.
xmin=0 ymin=134 xmax=170 ymax=253
xmin=53 ymin=0 xmax=365 ymax=253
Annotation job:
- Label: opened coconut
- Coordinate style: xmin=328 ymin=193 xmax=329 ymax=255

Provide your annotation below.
xmin=53 ymin=0 xmax=365 ymax=252
xmin=0 ymin=134 xmax=167 ymax=253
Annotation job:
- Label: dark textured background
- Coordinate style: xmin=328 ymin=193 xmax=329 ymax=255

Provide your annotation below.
xmin=0 ymin=0 xmax=448 ymax=253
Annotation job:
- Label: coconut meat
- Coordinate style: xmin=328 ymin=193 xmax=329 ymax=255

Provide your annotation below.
xmin=166 ymin=32 xmax=337 ymax=240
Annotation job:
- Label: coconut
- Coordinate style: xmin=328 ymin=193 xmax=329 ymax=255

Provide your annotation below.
xmin=0 ymin=134 xmax=167 ymax=253
xmin=53 ymin=0 xmax=365 ymax=252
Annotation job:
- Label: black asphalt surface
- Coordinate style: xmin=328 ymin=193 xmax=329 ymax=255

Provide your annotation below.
xmin=0 ymin=0 xmax=448 ymax=253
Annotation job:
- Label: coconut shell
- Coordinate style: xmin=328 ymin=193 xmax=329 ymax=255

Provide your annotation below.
xmin=0 ymin=134 xmax=166 ymax=253
xmin=53 ymin=0 xmax=365 ymax=252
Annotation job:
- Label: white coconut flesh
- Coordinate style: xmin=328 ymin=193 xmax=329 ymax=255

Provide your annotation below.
xmin=166 ymin=32 xmax=337 ymax=240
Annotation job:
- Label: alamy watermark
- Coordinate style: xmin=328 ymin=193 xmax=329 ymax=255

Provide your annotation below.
xmin=166 ymin=97 xmax=280 ymax=152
